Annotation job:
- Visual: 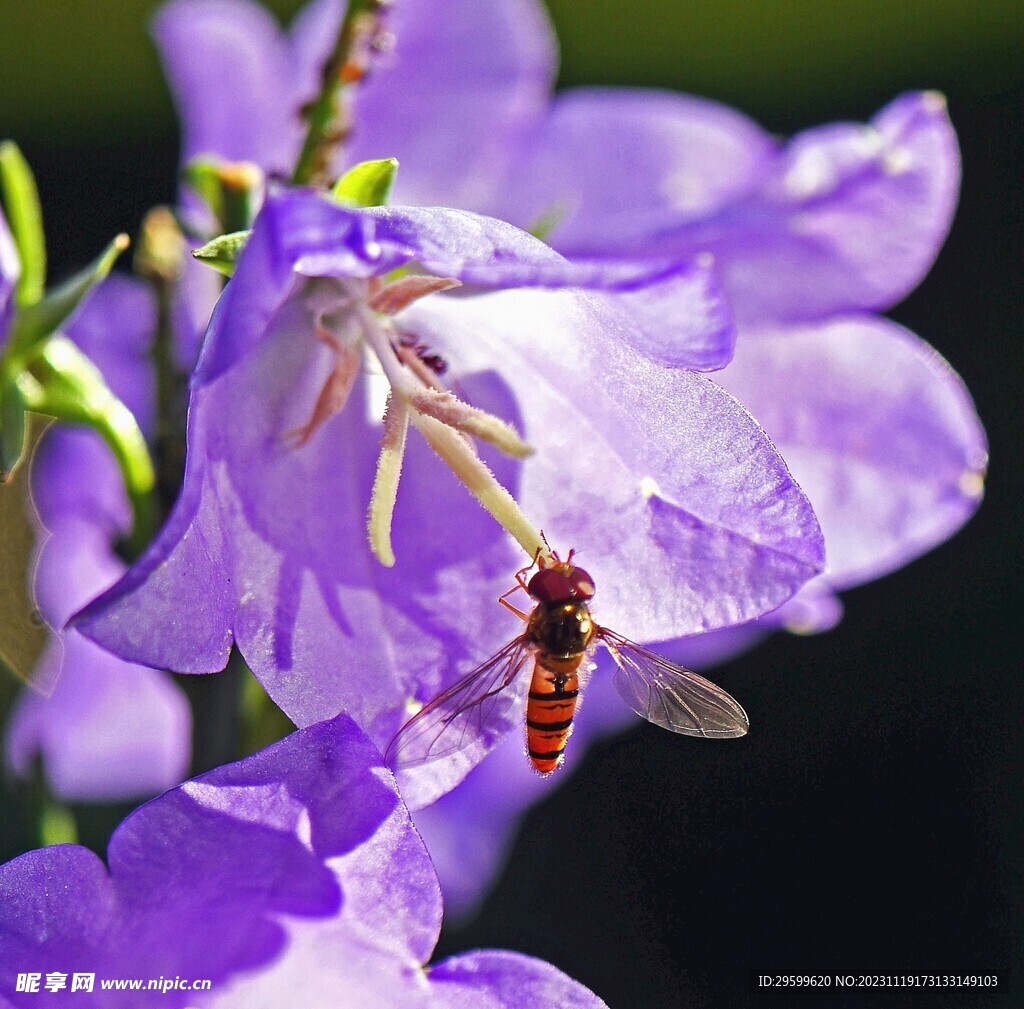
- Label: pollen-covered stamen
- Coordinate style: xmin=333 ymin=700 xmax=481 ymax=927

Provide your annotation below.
xmin=285 ymin=323 xmax=361 ymax=447
xmin=353 ymin=300 xmax=544 ymax=566
xmin=412 ymin=412 xmax=547 ymax=562
xmin=367 ymin=392 xmax=411 ymax=567
xmin=408 ymin=387 xmax=532 ymax=459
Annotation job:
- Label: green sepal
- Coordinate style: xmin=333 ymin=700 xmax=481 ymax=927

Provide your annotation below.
xmin=183 ymin=158 xmax=263 ymax=233
xmin=16 ymin=335 xmax=156 ymax=553
xmin=0 ymin=141 xmax=46 ymax=307
xmin=192 ymin=230 xmax=250 ymax=277
xmin=0 ymin=378 xmax=26 ymax=479
xmin=4 ymin=234 xmax=129 ymax=364
xmin=331 ymin=158 xmax=399 ymax=208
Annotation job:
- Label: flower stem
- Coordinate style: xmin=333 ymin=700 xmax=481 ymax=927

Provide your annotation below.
xmin=291 ymin=0 xmax=390 ymax=187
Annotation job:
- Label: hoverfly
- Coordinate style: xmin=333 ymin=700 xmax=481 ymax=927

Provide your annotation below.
xmin=387 ymin=550 xmax=749 ymax=776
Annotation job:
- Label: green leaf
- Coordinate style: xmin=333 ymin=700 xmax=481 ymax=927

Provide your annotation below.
xmin=331 ymin=158 xmax=399 ymax=208
xmin=0 ymin=141 xmax=46 ymax=307
xmin=4 ymin=233 xmax=129 ymax=363
xmin=17 ymin=335 xmax=156 ymax=553
xmin=191 ymin=229 xmax=250 ymax=277
xmin=0 ymin=378 xmax=27 ymax=479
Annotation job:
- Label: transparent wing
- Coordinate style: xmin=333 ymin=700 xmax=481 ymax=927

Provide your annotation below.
xmin=386 ymin=636 xmax=534 ymax=769
xmin=598 ymin=628 xmax=749 ymax=738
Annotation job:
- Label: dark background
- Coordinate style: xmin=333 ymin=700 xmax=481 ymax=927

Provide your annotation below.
xmin=2 ymin=2 xmax=1021 ymax=1007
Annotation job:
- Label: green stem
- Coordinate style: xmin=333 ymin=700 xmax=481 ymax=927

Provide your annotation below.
xmin=291 ymin=0 xmax=388 ymax=187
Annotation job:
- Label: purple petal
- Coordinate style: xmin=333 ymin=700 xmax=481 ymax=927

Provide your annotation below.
xmin=3 ymin=272 xmax=189 ymax=802
xmin=195 ymin=191 xmax=729 ymax=381
xmin=5 ymin=631 xmax=191 ymax=802
xmin=500 ymin=87 xmax=775 ymax=250
xmin=154 ymin=0 xmax=342 ymax=176
xmin=428 ymin=950 xmax=606 ymax=1008
xmin=0 ymin=715 xmax=607 ymax=1008
xmin=653 ymin=92 xmax=961 ymax=322
xmin=348 ymin=0 xmax=557 ymax=213
xmin=715 ymin=315 xmax=987 ymax=588
xmin=0 ymin=205 xmax=19 ymax=338
xmin=590 ymin=260 xmax=735 ymax=370
xmin=63 ymin=274 xmax=157 ymax=437
xmin=299 ymin=202 xmax=692 ymax=290
xmin=5 ymin=514 xmax=191 ymax=801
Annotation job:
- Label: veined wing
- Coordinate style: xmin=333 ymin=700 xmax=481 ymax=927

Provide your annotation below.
xmin=597 ymin=628 xmax=749 ymax=738
xmin=386 ymin=635 xmax=534 ymax=769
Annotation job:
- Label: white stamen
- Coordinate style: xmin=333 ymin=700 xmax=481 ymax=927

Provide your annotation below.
xmin=412 ymin=413 xmax=547 ymax=560
xmin=367 ymin=393 xmax=411 ymax=567
xmin=409 ymin=387 xmax=533 ymax=458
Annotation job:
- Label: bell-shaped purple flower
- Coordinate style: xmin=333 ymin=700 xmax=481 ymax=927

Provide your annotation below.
xmin=3 ymin=271 xmax=191 ymax=801
xmin=76 ymin=189 xmax=824 ymax=808
xmin=0 ymin=713 xmax=609 ymax=1008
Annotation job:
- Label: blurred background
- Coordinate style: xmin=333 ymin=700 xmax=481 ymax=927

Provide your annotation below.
xmin=1 ymin=1 xmax=1021 ymax=1006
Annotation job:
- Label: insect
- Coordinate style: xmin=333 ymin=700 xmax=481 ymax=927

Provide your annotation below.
xmin=387 ymin=550 xmax=749 ymax=776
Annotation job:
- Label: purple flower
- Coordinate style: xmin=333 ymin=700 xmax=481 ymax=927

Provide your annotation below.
xmin=3 ymin=270 xmax=191 ymax=801
xmin=0 ymin=713 xmax=608 ymax=1008
xmin=76 ymin=188 xmax=824 ymax=808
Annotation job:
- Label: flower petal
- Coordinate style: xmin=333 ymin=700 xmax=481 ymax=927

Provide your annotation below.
xmin=348 ymin=0 xmax=557 ymax=213
xmin=5 ymin=631 xmax=191 ymax=802
xmin=153 ymin=0 xmax=342 ymax=176
xmin=715 ymin=315 xmax=987 ymax=588
xmin=5 ymin=509 xmax=191 ymax=801
xmin=427 ymin=950 xmax=606 ymax=1009
xmin=653 ymin=92 xmax=961 ymax=322
xmin=501 ymin=87 xmax=775 ymax=250
xmin=63 ymin=274 xmax=157 ymax=436
xmin=196 ymin=191 xmax=729 ymax=381
xmin=5 ymin=273 xmax=190 ymax=802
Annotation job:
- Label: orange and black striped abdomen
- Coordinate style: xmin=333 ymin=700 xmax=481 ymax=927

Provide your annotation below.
xmin=526 ymin=656 xmax=582 ymax=773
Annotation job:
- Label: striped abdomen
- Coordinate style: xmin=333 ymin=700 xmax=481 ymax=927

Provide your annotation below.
xmin=526 ymin=655 xmax=583 ymax=774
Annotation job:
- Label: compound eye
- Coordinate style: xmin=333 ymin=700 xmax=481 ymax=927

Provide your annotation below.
xmin=528 ymin=569 xmax=575 ymax=604
xmin=567 ymin=566 xmax=596 ymax=600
